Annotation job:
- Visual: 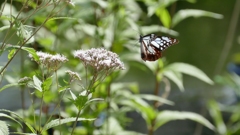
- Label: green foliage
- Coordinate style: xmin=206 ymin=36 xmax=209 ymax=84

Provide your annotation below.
xmin=163 ymin=62 xmax=214 ymax=91
xmin=155 ymin=110 xmax=215 ymax=131
xmin=172 ymin=9 xmax=223 ymax=27
xmin=209 ymin=73 xmax=240 ymax=135
xmin=43 ymin=117 xmax=95 ymax=131
xmin=208 ymin=100 xmax=227 ymax=135
xmin=0 ymin=121 xmax=9 ymax=135
xmin=32 ymin=75 xmax=42 ymax=92
xmin=0 ymin=83 xmax=25 ymax=92
xmin=0 ymin=0 xmax=223 ymax=134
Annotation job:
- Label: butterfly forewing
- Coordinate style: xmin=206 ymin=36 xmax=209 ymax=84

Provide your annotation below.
xmin=140 ymin=34 xmax=179 ymax=61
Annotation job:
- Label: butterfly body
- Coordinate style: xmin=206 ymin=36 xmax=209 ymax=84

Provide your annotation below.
xmin=139 ymin=34 xmax=179 ymax=61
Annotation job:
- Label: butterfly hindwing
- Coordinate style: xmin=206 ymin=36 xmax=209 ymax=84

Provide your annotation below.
xmin=140 ymin=34 xmax=179 ymax=61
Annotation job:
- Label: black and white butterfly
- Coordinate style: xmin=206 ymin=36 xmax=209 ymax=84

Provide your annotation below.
xmin=139 ymin=34 xmax=179 ymax=61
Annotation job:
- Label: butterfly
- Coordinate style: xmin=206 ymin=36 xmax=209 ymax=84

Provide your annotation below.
xmin=139 ymin=34 xmax=179 ymax=61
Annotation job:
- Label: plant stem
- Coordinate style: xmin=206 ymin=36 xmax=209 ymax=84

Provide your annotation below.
xmin=148 ymin=66 xmax=160 ymax=135
xmin=106 ymin=78 xmax=112 ymax=135
xmin=39 ymin=92 xmax=45 ymax=132
xmin=71 ymin=110 xmax=82 ymax=135
xmin=215 ymin=0 xmax=240 ymax=75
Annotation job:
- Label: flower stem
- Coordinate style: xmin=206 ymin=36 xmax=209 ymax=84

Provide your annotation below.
xmin=71 ymin=110 xmax=82 ymax=135
xmin=148 ymin=65 xmax=160 ymax=135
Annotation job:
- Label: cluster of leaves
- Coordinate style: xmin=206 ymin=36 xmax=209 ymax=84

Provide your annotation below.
xmin=0 ymin=0 xmax=225 ymax=135
xmin=209 ymin=73 xmax=240 ymax=135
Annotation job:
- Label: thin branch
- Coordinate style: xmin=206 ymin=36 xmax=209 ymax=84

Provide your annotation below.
xmin=215 ymin=0 xmax=240 ymax=75
xmin=0 ymin=1 xmax=60 ymax=74
xmin=155 ymin=77 xmax=171 ymax=107
xmin=148 ymin=65 xmax=160 ymax=135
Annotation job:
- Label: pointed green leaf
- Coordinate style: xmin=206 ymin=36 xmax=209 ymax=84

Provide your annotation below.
xmin=10 ymin=133 xmax=36 ymax=135
xmin=208 ymin=100 xmax=227 ymax=135
xmin=0 ymin=113 xmax=23 ymax=128
xmin=155 ymin=110 xmax=215 ymax=131
xmin=120 ymin=96 xmax=156 ymax=127
xmin=85 ymin=98 xmax=104 ymax=106
xmin=0 ymin=109 xmax=36 ymax=133
xmin=0 ymin=121 xmax=9 ymax=135
xmin=0 ymin=83 xmax=25 ymax=93
xmin=162 ymin=70 xmax=184 ymax=91
xmin=156 ymin=8 xmax=171 ymax=28
xmin=69 ymin=90 xmax=77 ymax=100
xmin=165 ymin=63 xmax=214 ymax=85
xmin=42 ymin=76 xmax=52 ymax=91
xmin=0 ymin=25 xmax=11 ymax=32
xmin=74 ymin=95 xmax=88 ymax=110
xmin=172 ymin=9 xmax=223 ymax=27
xmin=139 ymin=94 xmax=174 ymax=105
xmin=43 ymin=117 xmax=95 ymax=131
xmin=58 ymin=86 xmax=70 ymax=92
xmin=8 ymin=49 xmax=16 ymax=60
xmin=21 ymin=47 xmax=39 ymax=61
xmin=33 ymin=75 xmax=42 ymax=92
xmin=6 ymin=45 xmax=39 ymax=61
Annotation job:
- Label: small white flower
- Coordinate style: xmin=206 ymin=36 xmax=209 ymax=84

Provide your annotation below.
xmin=29 ymin=51 xmax=68 ymax=70
xmin=65 ymin=70 xmax=81 ymax=81
xmin=50 ymin=54 xmax=68 ymax=63
xmin=73 ymin=48 xmax=125 ymax=71
xmin=18 ymin=76 xmax=31 ymax=83
xmin=66 ymin=0 xmax=75 ymax=7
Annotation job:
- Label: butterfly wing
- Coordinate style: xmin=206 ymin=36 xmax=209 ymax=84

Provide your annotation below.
xmin=140 ymin=34 xmax=162 ymax=61
xmin=151 ymin=35 xmax=179 ymax=51
xmin=140 ymin=34 xmax=179 ymax=61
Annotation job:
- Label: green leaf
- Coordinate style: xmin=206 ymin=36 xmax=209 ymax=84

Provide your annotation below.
xmin=0 ymin=83 xmax=25 ymax=93
xmin=0 ymin=121 xmax=9 ymax=135
xmin=100 ymin=117 xmax=123 ymax=134
xmin=8 ymin=49 xmax=16 ymax=60
xmin=16 ymin=24 xmax=35 ymax=44
xmin=0 ymin=113 xmax=22 ymax=128
xmin=0 ymin=25 xmax=11 ymax=32
xmin=10 ymin=133 xmax=36 ymax=135
xmin=33 ymin=75 xmax=42 ymax=92
xmin=208 ymin=100 xmax=227 ymax=135
xmin=139 ymin=94 xmax=174 ymax=105
xmin=172 ymin=9 xmax=223 ymax=27
xmin=0 ymin=109 xmax=36 ymax=133
xmin=155 ymin=110 xmax=215 ymax=131
xmin=146 ymin=0 xmax=176 ymax=17
xmin=155 ymin=8 xmax=171 ymax=28
xmin=74 ymin=95 xmax=88 ymax=110
xmin=69 ymin=90 xmax=89 ymax=110
xmin=6 ymin=46 xmax=39 ymax=61
xmin=162 ymin=70 xmax=184 ymax=91
xmin=37 ymin=38 xmax=53 ymax=46
xmin=85 ymin=98 xmax=104 ymax=107
xmin=42 ymin=76 xmax=52 ymax=91
xmin=58 ymin=86 xmax=70 ymax=92
xmin=165 ymin=63 xmax=214 ymax=85
xmin=120 ymin=96 xmax=156 ymax=127
xmin=69 ymin=90 xmax=77 ymax=100
xmin=21 ymin=47 xmax=39 ymax=61
xmin=43 ymin=117 xmax=95 ymax=131
xmin=144 ymin=61 xmax=158 ymax=73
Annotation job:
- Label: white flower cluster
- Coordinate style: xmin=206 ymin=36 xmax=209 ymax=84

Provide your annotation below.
xmin=18 ymin=76 xmax=31 ymax=83
xmin=65 ymin=70 xmax=81 ymax=81
xmin=29 ymin=51 xmax=68 ymax=69
xmin=73 ymin=48 xmax=125 ymax=71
